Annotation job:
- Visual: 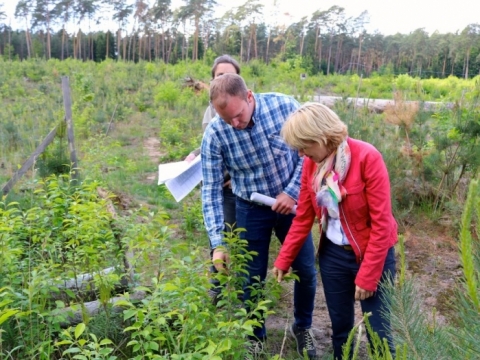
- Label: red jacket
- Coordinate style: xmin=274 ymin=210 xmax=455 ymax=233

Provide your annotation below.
xmin=274 ymin=137 xmax=397 ymax=291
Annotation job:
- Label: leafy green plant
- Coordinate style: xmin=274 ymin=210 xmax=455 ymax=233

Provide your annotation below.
xmin=154 ymin=81 xmax=181 ymax=109
xmin=447 ymin=176 xmax=480 ymax=358
xmin=56 ymin=323 xmax=117 ymax=360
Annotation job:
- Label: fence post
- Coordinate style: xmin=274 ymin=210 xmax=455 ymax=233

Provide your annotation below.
xmin=61 ymin=76 xmax=79 ymax=181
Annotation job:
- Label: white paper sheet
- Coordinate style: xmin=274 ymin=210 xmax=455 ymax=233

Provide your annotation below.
xmin=158 ymin=156 xmax=203 ymax=202
xmin=250 ymin=192 xmax=297 ymax=214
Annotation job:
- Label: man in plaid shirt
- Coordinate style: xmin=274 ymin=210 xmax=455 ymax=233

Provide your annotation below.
xmin=201 ymin=73 xmax=317 ymax=359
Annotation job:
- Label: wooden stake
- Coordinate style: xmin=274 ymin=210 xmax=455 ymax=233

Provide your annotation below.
xmin=61 ymin=76 xmax=79 ymax=181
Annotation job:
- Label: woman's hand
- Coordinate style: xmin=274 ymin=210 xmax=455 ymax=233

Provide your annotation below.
xmin=272 ymin=266 xmax=286 ymax=282
xmin=355 ymin=285 xmax=374 ymax=301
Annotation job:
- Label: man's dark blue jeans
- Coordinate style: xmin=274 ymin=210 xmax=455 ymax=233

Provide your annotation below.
xmin=319 ymin=239 xmax=396 ymax=360
xmin=209 ymin=187 xmax=237 ymax=292
xmin=236 ymin=197 xmax=317 ymax=340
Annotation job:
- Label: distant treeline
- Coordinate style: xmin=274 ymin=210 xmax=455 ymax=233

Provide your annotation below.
xmin=0 ymin=1 xmax=479 ymax=78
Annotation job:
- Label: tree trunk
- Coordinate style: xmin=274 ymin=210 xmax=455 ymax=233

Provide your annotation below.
xmin=314 ymin=26 xmax=320 ymax=60
xmin=137 ymin=34 xmax=141 ymax=60
xmin=132 ymin=32 xmax=137 ymax=61
xmin=356 ymin=36 xmax=363 ymax=74
xmin=46 ymin=15 xmax=51 ymax=59
xmin=327 ymin=38 xmax=333 ymax=75
xmin=142 ymin=34 xmax=146 ymax=60
xmin=247 ymin=30 xmax=252 ymax=61
xmin=167 ymin=33 xmax=173 ymax=63
xmin=181 ymin=28 xmax=185 ymax=61
xmin=253 ymin=26 xmax=258 ymax=59
xmin=83 ymin=33 xmax=87 ymax=60
xmin=117 ymin=29 xmax=121 ymax=60
xmin=78 ymin=30 xmax=82 ymax=60
xmin=24 ymin=18 xmax=31 ymax=58
xmin=123 ymin=33 xmax=128 ymax=61
xmin=465 ymin=47 xmax=470 ymax=79
xmin=61 ymin=27 xmax=65 ymax=60
xmin=410 ymin=51 xmax=415 ymax=74
xmin=106 ymin=30 xmax=109 ymax=59
xmin=148 ymin=33 xmax=152 ymax=61
xmin=161 ymin=32 xmax=166 ymax=62
xmin=128 ymin=30 xmax=135 ymax=61
xmin=299 ymin=32 xmax=305 ymax=56
xmin=90 ymin=34 xmax=94 ymax=60
xmin=193 ymin=17 xmax=199 ymax=60
xmin=265 ymin=31 xmax=270 ymax=63
xmin=442 ymin=50 xmax=447 ymax=78
xmin=318 ymin=38 xmax=323 ymax=68
xmin=240 ymin=33 xmax=244 ymax=61
xmin=161 ymin=31 xmax=166 ymax=62
xmin=73 ymin=34 xmax=77 ymax=59
xmin=334 ymin=36 xmax=342 ymax=73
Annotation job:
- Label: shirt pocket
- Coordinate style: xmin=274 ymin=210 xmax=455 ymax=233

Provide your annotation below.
xmin=268 ymin=135 xmax=289 ymax=157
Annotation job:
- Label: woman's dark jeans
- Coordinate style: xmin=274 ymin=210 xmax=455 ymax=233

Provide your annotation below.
xmin=319 ymin=240 xmax=396 ymax=360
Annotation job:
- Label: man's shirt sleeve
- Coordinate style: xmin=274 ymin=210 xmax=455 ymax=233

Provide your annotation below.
xmin=201 ymin=124 xmax=225 ymax=249
xmin=280 ymin=97 xmax=303 ymax=201
xmin=283 ymin=155 xmax=304 ymax=201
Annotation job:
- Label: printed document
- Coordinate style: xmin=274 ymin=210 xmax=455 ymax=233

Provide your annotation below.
xmin=158 ymin=156 xmax=203 ymax=202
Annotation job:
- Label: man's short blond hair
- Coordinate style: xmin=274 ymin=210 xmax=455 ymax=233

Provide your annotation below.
xmin=209 ymin=73 xmax=248 ymax=109
xmin=281 ymin=102 xmax=348 ymax=152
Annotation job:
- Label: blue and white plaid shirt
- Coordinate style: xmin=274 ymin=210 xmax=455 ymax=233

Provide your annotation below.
xmin=201 ymin=92 xmax=304 ymax=248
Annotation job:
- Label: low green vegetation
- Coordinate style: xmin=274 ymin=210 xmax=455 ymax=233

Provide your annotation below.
xmin=1 ymin=58 xmax=480 ymax=359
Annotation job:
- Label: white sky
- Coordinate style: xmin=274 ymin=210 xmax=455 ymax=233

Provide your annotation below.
xmin=1 ymin=0 xmax=479 ymax=35
xmin=259 ymin=0 xmax=480 ymax=35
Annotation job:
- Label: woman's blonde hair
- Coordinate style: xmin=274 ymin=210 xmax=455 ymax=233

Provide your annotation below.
xmin=281 ymin=102 xmax=348 ymax=152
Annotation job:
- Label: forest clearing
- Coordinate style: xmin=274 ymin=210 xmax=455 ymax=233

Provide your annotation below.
xmin=1 ymin=58 xmax=480 ymax=359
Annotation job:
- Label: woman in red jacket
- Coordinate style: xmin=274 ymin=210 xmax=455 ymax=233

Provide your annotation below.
xmin=273 ymin=102 xmax=397 ymax=359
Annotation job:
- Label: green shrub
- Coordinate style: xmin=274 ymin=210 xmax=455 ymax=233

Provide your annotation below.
xmin=154 ymin=81 xmax=181 ymax=109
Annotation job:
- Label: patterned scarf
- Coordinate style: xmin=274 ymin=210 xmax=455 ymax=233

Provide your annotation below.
xmin=313 ymin=139 xmax=351 ymax=230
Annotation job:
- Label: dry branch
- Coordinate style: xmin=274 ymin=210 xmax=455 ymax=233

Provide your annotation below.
xmin=311 ymin=95 xmax=453 ymax=113
xmin=183 ymin=76 xmax=209 ymax=93
xmin=55 ymin=267 xmax=117 ymax=292
xmin=1 ymin=126 xmax=57 ymax=195
xmin=54 ymin=291 xmax=147 ymax=327
xmin=97 ymin=187 xmax=135 ymax=283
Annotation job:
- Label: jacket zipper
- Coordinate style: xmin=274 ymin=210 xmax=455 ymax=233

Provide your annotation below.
xmin=340 ymin=204 xmax=363 ymax=261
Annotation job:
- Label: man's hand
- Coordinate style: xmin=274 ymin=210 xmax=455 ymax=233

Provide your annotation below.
xmin=271 ymin=193 xmax=296 ymax=215
xmin=212 ymin=248 xmax=230 ymax=272
xmin=184 ymin=153 xmax=196 ymax=162
xmin=355 ymin=285 xmax=374 ymax=301
xmin=272 ymin=266 xmax=286 ymax=282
